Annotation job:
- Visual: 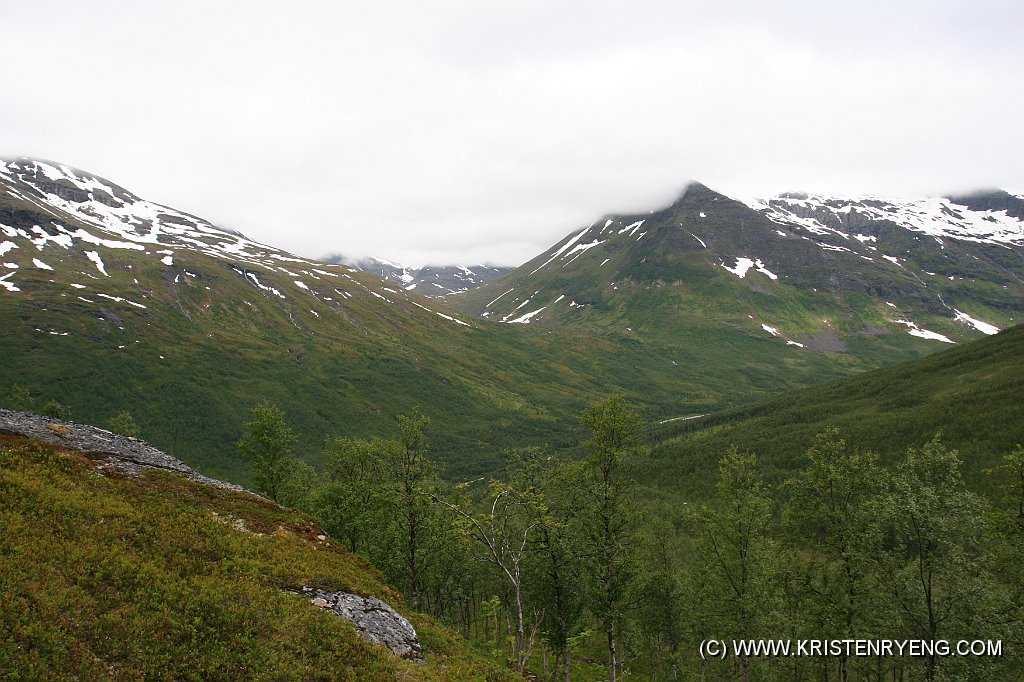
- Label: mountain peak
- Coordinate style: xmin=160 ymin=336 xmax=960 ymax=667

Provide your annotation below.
xmin=671 ymin=181 xmax=726 ymax=206
xmin=945 ymin=188 xmax=1024 ymax=220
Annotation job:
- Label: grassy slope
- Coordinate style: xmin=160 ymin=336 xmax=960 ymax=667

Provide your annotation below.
xmin=0 ymin=436 xmax=516 ymax=681
xmin=645 ymin=324 xmax=1024 ymax=496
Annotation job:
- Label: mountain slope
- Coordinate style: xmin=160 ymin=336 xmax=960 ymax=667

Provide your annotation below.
xmin=0 ymin=158 xmax=671 ymax=479
xmin=454 ymin=182 xmax=1022 ymax=353
xmin=2 ymin=159 xmax=861 ymax=482
xmin=643 ymin=324 xmax=1024 ymax=495
xmin=0 ymin=430 xmax=515 ymax=680
xmin=450 ymin=183 xmax=1024 ymax=433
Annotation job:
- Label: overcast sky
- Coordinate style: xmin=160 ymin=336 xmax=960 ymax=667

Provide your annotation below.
xmin=4 ymin=1 xmax=1023 ymax=266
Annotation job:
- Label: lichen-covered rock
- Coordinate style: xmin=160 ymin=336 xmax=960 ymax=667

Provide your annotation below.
xmin=0 ymin=409 xmax=251 ymax=494
xmin=298 ymin=587 xmax=424 ymax=663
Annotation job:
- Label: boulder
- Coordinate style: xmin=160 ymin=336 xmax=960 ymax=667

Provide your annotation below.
xmin=298 ymin=586 xmax=424 ymax=663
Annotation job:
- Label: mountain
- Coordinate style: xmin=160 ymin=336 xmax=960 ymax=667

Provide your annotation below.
xmin=642 ymin=323 xmax=1024 ymax=496
xmin=6 ymin=158 xmax=1019 ymax=485
xmin=323 ymin=254 xmax=513 ymax=296
xmin=3 ymin=158 xmax=860 ymax=483
xmin=454 ymin=182 xmax=1023 ymax=356
xmin=0 ymin=423 xmax=515 ymax=680
xmin=0 ymin=157 xmax=630 ymax=480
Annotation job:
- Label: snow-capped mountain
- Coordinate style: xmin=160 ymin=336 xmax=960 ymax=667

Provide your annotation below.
xmin=455 ymin=182 xmax=1023 ymax=351
xmin=323 ymin=254 xmax=512 ymax=297
xmin=741 ymin=189 xmax=1024 ymax=248
xmin=0 ymin=157 xmax=473 ymax=328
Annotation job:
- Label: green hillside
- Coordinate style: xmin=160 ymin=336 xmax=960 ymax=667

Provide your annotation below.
xmin=0 ymin=435 xmax=515 ymax=681
xmin=645 ymin=324 xmax=1024 ymax=494
xmin=1 ymin=161 xmax=910 ymax=486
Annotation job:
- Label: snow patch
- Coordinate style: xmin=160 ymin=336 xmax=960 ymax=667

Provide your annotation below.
xmin=434 ymin=311 xmax=472 ymax=327
xmin=508 ymin=306 xmax=546 ymax=324
xmin=243 ymin=271 xmax=286 ymax=299
xmin=894 ymin=318 xmax=954 ymax=343
xmin=95 ymin=292 xmax=147 ymax=308
xmin=529 ymin=226 xmax=590 ymax=275
xmin=954 ymin=309 xmax=999 ymax=335
xmin=85 ymin=251 xmax=108 ymax=276
xmin=0 ymin=272 xmax=19 ymax=292
xmin=720 ymin=257 xmax=778 ymax=280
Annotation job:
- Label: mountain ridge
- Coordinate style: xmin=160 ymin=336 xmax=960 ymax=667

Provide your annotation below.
xmin=322 ymin=254 xmax=513 ymax=297
xmin=453 ymin=180 xmax=1022 ymax=349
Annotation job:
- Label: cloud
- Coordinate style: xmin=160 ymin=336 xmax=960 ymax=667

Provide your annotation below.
xmin=3 ymin=1 xmax=1022 ymax=265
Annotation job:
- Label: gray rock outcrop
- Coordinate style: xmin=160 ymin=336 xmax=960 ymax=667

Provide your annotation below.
xmin=297 ymin=586 xmax=424 ymax=663
xmin=0 ymin=408 xmax=250 ymax=494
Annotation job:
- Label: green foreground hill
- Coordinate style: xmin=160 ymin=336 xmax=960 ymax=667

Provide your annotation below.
xmin=0 ymin=434 xmax=515 ymax=681
xmin=646 ymin=324 xmax=1024 ymax=494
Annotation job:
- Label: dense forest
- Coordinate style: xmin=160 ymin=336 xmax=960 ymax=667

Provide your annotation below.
xmin=225 ymin=395 xmax=1023 ymax=681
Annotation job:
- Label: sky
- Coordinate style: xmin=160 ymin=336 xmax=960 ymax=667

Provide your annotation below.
xmin=3 ymin=1 xmax=1023 ymax=266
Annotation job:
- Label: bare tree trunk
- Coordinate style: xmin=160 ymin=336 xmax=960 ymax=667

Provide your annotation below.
xmin=515 ymin=584 xmax=526 ymax=672
xmin=608 ymin=628 xmax=618 ymax=682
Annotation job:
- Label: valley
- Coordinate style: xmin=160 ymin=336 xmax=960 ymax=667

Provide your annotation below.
xmin=12 ymin=159 xmax=1015 ymax=481
xmin=3 ymin=157 xmax=1024 ymax=680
